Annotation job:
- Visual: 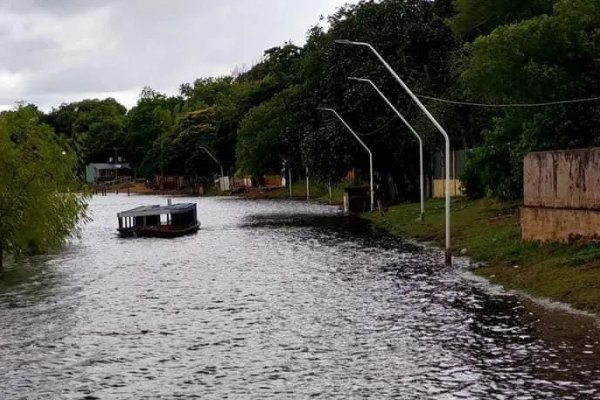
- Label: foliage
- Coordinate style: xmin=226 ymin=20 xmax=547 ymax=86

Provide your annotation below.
xmin=45 ymin=98 xmax=127 ymax=166
xmin=163 ymin=107 xmax=221 ymax=182
xmin=236 ymin=87 xmax=303 ymax=177
xmin=11 ymin=0 xmax=600 ymax=207
xmin=0 ymin=105 xmax=88 ymax=267
xmin=449 ymin=0 xmax=556 ymax=39
xmin=460 ymin=0 xmax=600 ymax=199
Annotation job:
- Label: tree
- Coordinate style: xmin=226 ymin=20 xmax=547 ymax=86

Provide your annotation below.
xmin=45 ymin=98 xmax=128 ymax=167
xmin=125 ymin=87 xmax=182 ymax=177
xmin=449 ymin=0 xmax=555 ymax=39
xmin=0 ymin=105 xmax=88 ymax=269
xmin=163 ymin=107 xmax=221 ymax=184
xmin=460 ymin=0 xmax=600 ymax=199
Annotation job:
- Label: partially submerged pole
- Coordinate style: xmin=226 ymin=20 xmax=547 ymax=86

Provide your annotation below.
xmin=336 ymin=39 xmax=452 ymax=265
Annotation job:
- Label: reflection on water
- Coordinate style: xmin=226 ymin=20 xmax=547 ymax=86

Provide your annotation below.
xmin=0 ymin=195 xmax=598 ymax=399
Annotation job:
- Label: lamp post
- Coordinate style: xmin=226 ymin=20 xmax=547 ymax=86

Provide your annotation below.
xmin=199 ymin=145 xmax=224 ymax=177
xmin=336 ymin=39 xmax=452 ymax=265
xmin=306 ymin=166 xmax=310 ymax=201
xmin=281 ymin=157 xmax=293 ymax=198
xmin=318 ymin=107 xmax=374 ymax=212
xmin=348 ymin=77 xmax=425 ymax=222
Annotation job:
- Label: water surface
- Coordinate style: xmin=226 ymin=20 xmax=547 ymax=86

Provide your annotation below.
xmin=0 ymin=195 xmax=598 ymax=399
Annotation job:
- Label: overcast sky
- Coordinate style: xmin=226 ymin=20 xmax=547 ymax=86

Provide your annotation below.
xmin=0 ymin=0 xmax=356 ymax=112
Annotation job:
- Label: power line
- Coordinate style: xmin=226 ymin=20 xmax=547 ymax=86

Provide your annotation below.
xmin=416 ymin=94 xmax=600 ymax=108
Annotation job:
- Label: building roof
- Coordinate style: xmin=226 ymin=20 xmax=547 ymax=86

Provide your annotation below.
xmin=117 ymin=203 xmax=196 ymax=218
xmin=89 ymin=163 xmax=132 ymax=170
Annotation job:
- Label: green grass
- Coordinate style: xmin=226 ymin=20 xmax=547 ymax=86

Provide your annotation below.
xmin=240 ymin=181 xmax=346 ymax=204
xmin=368 ymin=198 xmax=600 ymax=316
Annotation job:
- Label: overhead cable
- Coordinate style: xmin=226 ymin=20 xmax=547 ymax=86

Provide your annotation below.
xmin=416 ymin=94 xmax=600 ymax=108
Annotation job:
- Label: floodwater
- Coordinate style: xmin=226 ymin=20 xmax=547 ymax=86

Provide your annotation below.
xmin=0 ymin=195 xmax=599 ymax=399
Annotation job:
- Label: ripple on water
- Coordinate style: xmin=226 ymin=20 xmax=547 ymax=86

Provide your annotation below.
xmin=0 ymin=195 xmax=598 ymax=399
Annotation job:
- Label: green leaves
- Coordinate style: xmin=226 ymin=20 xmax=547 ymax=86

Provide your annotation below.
xmin=459 ymin=0 xmax=600 ymax=199
xmin=449 ymin=0 xmax=555 ymax=39
xmin=0 ymin=105 xmax=88 ymax=263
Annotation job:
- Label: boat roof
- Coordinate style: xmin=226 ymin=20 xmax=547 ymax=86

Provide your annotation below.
xmin=117 ymin=203 xmax=196 ymax=218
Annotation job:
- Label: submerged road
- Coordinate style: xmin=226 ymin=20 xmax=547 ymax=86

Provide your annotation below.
xmin=0 ymin=195 xmax=598 ymax=399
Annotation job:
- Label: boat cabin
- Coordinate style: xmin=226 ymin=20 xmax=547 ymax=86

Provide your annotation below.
xmin=117 ymin=201 xmax=200 ymax=238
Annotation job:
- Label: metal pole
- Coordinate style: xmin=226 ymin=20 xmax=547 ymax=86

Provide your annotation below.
xmin=160 ymin=129 xmax=164 ymax=191
xmin=348 ymin=77 xmax=425 ymax=221
xmin=337 ymin=40 xmax=451 ymax=264
xmin=199 ymin=145 xmax=224 ymax=177
xmin=318 ymin=107 xmax=374 ymax=212
xmin=288 ymin=167 xmax=292 ymax=198
xmin=306 ymin=167 xmax=310 ymax=201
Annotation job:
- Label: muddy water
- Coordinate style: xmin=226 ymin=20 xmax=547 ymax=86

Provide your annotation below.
xmin=0 ymin=195 xmax=598 ymax=399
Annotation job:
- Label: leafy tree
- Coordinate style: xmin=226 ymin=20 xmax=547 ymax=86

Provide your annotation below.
xmin=236 ymin=91 xmax=290 ymax=177
xmin=0 ymin=105 xmax=88 ymax=268
xmin=46 ymin=98 xmax=128 ymax=167
xmin=303 ymin=0 xmax=461 ymax=199
xmin=163 ymin=107 xmax=221 ymax=183
xmin=449 ymin=0 xmax=555 ymax=39
xmin=461 ymin=0 xmax=600 ymax=199
xmin=125 ymin=87 xmax=182 ymax=177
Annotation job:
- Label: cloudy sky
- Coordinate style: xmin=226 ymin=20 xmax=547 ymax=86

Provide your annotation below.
xmin=0 ymin=0 xmax=356 ymax=111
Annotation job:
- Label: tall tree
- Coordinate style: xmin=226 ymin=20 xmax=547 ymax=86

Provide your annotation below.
xmin=46 ymin=98 xmax=128 ymax=166
xmin=449 ymin=0 xmax=555 ymax=39
xmin=460 ymin=0 xmax=600 ymax=199
xmin=0 ymin=105 xmax=88 ymax=268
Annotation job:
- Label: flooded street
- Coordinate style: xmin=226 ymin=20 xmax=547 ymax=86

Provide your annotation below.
xmin=0 ymin=195 xmax=599 ymax=399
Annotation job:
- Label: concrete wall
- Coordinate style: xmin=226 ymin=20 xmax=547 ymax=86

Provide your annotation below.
xmin=522 ymin=148 xmax=600 ymax=243
xmin=524 ymin=148 xmax=600 ymax=210
xmin=432 ymin=179 xmax=464 ymax=198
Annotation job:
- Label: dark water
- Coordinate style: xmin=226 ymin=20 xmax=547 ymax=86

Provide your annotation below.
xmin=0 ymin=195 xmax=599 ymax=399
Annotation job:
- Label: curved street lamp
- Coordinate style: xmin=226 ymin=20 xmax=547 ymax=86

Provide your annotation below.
xmin=348 ymin=76 xmax=425 ymax=222
xmin=318 ymin=107 xmax=374 ymax=212
xmin=336 ymin=39 xmax=452 ymax=265
xmin=199 ymin=145 xmax=224 ymax=177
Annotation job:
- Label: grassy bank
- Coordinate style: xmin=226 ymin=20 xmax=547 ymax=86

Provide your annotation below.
xmin=367 ymin=198 xmax=600 ymax=316
xmin=239 ymin=181 xmax=345 ymax=204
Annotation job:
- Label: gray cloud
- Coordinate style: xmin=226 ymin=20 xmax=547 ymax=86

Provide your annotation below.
xmin=0 ymin=0 xmax=356 ymax=111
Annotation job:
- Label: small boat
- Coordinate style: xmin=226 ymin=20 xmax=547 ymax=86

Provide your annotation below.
xmin=117 ymin=200 xmax=200 ymax=238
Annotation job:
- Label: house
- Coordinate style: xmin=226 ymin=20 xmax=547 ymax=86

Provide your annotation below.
xmin=85 ymin=163 xmax=133 ymax=184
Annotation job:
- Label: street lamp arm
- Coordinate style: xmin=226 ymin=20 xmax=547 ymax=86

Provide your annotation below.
xmin=338 ymin=41 xmax=449 ymax=145
xmin=317 ymin=108 xmax=372 ymax=158
xmin=318 ymin=107 xmax=375 ymax=212
xmin=347 ymin=77 xmax=422 ymax=147
xmin=199 ymin=145 xmax=224 ymax=177
xmin=347 ymin=77 xmax=425 ymax=221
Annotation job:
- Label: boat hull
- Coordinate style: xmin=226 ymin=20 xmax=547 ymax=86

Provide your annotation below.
xmin=118 ymin=223 xmax=200 ymax=238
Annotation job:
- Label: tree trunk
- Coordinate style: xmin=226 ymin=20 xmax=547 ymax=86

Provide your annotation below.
xmin=0 ymin=243 xmax=3 ymax=271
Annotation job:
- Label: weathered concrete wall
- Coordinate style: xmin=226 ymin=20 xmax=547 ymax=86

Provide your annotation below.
xmin=522 ymin=148 xmax=600 ymax=243
xmin=524 ymin=148 xmax=600 ymax=210
xmin=521 ymin=207 xmax=600 ymax=243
